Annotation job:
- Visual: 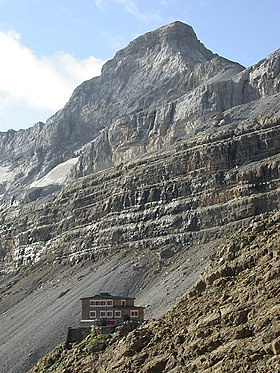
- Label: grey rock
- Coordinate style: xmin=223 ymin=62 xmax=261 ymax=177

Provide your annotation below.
xmin=0 ymin=21 xmax=279 ymax=373
xmin=1 ymin=23 xmax=278 ymax=205
xmin=0 ymin=22 xmax=248 ymax=203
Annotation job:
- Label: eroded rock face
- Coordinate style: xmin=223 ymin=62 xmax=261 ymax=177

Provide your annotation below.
xmin=95 ymin=211 xmax=280 ymax=373
xmin=0 ymin=117 xmax=279 ymax=274
xmin=0 ymin=21 xmax=279 ymax=373
xmin=0 ymin=116 xmax=278 ymax=373
xmin=29 ymin=211 xmax=280 ymax=373
xmin=248 ymin=48 xmax=280 ymax=97
xmin=0 ymin=22 xmax=279 ymax=205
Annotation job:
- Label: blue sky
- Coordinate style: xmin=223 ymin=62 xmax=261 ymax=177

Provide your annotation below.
xmin=0 ymin=0 xmax=279 ymax=131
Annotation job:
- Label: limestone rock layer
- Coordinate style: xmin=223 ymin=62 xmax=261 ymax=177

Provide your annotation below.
xmin=30 ymin=210 xmax=279 ymax=373
xmin=0 ymin=22 xmax=279 ymax=204
xmin=0 ymin=21 xmax=279 ymax=373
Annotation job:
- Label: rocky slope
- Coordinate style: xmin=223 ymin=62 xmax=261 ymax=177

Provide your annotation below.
xmin=0 ymin=21 xmax=279 ymax=373
xmin=30 ymin=210 xmax=280 ymax=373
xmin=0 ymin=113 xmax=279 ymax=372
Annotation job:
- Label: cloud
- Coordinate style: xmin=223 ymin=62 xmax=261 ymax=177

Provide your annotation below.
xmin=0 ymin=31 xmax=105 ymax=113
xmin=116 ymin=0 xmax=162 ymax=22
xmin=115 ymin=0 xmax=144 ymax=20
xmin=95 ymin=0 xmax=105 ymax=11
xmin=95 ymin=0 xmax=162 ymax=23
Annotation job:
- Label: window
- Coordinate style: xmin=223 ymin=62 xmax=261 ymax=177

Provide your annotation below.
xmin=107 ymin=300 xmax=113 ymax=306
xmin=115 ymin=310 xmax=122 ymax=318
xmin=90 ymin=310 xmax=96 ymax=318
xmin=130 ymin=310 xmax=138 ymax=318
xmin=100 ymin=310 xmax=106 ymax=318
xmin=90 ymin=300 xmax=106 ymax=307
xmin=107 ymin=310 xmax=113 ymax=318
xmin=121 ymin=300 xmax=126 ymax=306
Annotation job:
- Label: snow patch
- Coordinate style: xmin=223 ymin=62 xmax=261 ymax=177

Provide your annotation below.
xmin=30 ymin=157 xmax=79 ymax=188
xmin=0 ymin=166 xmax=15 ymax=184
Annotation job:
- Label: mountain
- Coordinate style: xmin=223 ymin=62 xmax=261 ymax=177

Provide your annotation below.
xmin=1 ymin=21 xmax=279 ymax=207
xmin=0 ymin=21 xmax=279 ymax=373
xmin=30 ymin=210 xmax=280 ymax=372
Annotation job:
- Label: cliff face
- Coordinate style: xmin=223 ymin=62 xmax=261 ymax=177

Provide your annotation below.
xmin=0 ymin=21 xmax=279 ymax=205
xmin=0 ymin=21 xmax=279 ymax=373
xmin=1 ymin=116 xmax=279 ymax=273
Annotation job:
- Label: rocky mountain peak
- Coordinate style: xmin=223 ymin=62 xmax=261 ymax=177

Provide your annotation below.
xmin=0 ymin=22 xmax=279 ymax=207
xmin=111 ymin=21 xmax=214 ymax=65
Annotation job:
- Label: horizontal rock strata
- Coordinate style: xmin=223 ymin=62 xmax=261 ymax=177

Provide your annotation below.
xmin=30 ymin=210 xmax=280 ymax=373
xmin=0 ymin=22 xmax=279 ymax=206
xmin=0 ymin=117 xmax=279 ymax=272
xmin=0 ymin=22 xmax=279 ymax=373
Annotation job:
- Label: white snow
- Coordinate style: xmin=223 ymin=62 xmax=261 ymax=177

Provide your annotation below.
xmin=0 ymin=166 xmax=15 ymax=184
xmin=30 ymin=157 xmax=79 ymax=188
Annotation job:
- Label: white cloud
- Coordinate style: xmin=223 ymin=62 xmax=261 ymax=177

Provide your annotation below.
xmin=95 ymin=0 xmax=105 ymax=11
xmin=116 ymin=0 xmax=143 ymax=19
xmin=116 ymin=0 xmax=162 ymax=22
xmin=0 ymin=31 xmax=105 ymax=114
xmin=0 ymin=95 xmax=11 ymax=114
xmin=95 ymin=0 xmax=162 ymax=23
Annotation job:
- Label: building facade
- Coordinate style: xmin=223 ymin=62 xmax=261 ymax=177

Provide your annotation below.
xmin=80 ymin=292 xmax=144 ymax=328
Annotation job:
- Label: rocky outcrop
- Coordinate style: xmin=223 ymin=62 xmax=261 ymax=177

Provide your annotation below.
xmin=94 ymin=211 xmax=280 ymax=373
xmin=248 ymin=48 xmax=280 ymax=97
xmin=0 ymin=119 xmax=94 ymax=205
xmin=30 ymin=210 xmax=280 ymax=373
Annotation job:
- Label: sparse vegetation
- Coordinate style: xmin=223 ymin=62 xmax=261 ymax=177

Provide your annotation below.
xmin=31 ymin=334 xmax=111 ymax=373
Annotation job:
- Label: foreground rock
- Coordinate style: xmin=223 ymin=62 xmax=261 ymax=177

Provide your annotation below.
xmin=30 ymin=210 xmax=280 ymax=372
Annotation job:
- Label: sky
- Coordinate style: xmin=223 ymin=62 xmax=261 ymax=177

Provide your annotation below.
xmin=0 ymin=0 xmax=279 ymax=132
